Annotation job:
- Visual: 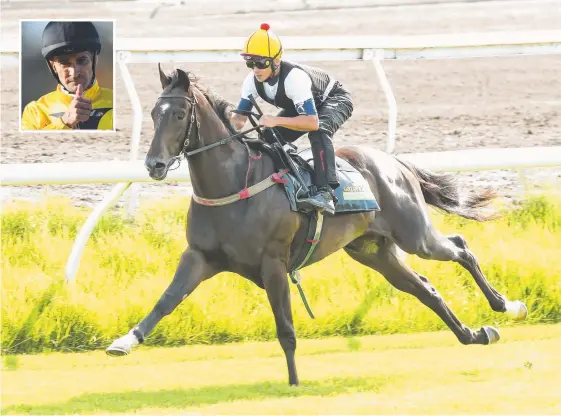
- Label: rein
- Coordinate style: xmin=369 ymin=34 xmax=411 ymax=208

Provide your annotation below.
xmin=185 ymin=126 xmax=261 ymax=157
xmin=158 ymin=91 xmax=276 ymax=206
xmin=157 ymin=93 xmax=260 ymax=160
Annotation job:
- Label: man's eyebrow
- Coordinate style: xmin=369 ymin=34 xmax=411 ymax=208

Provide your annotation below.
xmin=54 ymin=55 xmax=72 ymax=63
xmin=53 ymin=52 xmax=92 ymax=64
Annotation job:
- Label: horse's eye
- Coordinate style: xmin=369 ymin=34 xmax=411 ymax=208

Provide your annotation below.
xmin=177 ymin=112 xmax=186 ymax=120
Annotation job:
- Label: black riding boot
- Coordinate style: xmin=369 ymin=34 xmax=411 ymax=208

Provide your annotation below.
xmin=298 ymin=132 xmax=338 ymax=215
xmin=298 ymin=185 xmax=335 ymax=214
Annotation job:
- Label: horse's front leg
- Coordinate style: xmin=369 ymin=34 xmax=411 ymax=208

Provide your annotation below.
xmin=106 ymin=248 xmax=216 ymax=356
xmin=262 ymin=255 xmax=299 ymax=386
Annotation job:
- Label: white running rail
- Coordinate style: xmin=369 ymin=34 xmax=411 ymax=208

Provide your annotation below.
xmin=2 ymin=30 xmax=561 ymax=282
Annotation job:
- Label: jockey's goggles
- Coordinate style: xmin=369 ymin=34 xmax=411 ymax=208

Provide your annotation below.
xmin=245 ymin=57 xmax=273 ymax=70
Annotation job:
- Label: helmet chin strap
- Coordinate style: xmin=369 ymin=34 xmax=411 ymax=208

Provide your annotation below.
xmin=265 ymin=66 xmax=281 ymax=86
xmin=91 ymin=53 xmax=98 ymax=84
xmin=265 ymin=50 xmax=282 ymax=86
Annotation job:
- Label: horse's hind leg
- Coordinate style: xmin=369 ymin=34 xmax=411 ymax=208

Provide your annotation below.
xmin=414 ymin=231 xmax=527 ymax=320
xmin=345 ymin=237 xmax=499 ymax=345
xmin=106 ymin=248 xmax=216 ymax=356
xmin=372 ymin=171 xmax=527 ymax=321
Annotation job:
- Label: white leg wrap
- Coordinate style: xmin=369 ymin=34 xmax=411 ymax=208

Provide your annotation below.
xmin=505 ymin=300 xmax=528 ymax=321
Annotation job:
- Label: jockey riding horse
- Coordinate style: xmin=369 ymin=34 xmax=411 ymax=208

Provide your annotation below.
xmin=230 ymin=23 xmax=354 ymax=215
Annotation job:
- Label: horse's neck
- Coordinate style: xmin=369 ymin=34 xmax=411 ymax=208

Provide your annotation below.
xmin=188 ymin=96 xmax=254 ymax=199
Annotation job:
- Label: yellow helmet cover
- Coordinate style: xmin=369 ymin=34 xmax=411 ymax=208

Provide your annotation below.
xmin=242 ymin=23 xmax=283 ymax=59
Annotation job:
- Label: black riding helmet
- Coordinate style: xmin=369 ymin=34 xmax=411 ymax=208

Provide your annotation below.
xmin=41 ymin=21 xmax=101 ymax=88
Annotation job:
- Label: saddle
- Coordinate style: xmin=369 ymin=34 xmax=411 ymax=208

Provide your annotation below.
xmin=246 ymin=139 xmax=380 ymax=215
xmin=234 ymin=99 xmax=379 ymax=215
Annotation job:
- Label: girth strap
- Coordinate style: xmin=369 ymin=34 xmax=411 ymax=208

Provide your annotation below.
xmin=291 ymin=211 xmax=324 ymax=272
xmin=289 ymin=211 xmax=325 ymax=319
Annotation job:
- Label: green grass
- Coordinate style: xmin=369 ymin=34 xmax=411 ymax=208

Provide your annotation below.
xmin=2 ymin=193 xmax=561 ymax=354
xmin=2 ymin=325 xmax=560 ymax=414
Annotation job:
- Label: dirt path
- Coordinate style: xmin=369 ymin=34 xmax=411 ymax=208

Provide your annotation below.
xmin=1 ymin=0 xmax=560 ymax=207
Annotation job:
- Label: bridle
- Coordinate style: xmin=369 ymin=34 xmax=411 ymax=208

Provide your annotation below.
xmin=156 ymin=93 xmax=200 ymax=166
xmin=154 ymin=89 xmax=296 ymax=214
xmin=156 ymin=91 xmax=262 ymax=168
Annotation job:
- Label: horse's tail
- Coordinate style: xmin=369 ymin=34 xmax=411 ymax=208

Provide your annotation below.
xmin=396 ymin=157 xmax=499 ymax=221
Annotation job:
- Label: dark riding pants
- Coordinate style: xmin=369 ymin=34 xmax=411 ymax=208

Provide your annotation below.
xmin=266 ymin=83 xmax=353 ymax=190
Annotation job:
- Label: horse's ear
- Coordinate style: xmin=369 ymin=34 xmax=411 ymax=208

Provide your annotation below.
xmin=176 ymin=68 xmax=191 ymax=91
xmin=158 ymin=63 xmax=171 ymax=89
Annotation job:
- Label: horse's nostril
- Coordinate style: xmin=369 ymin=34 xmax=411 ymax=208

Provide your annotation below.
xmin=155 ymin=162 xmax=166 ymax=170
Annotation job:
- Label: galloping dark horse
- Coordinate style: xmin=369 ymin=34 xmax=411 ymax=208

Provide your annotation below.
xmin=107 ymin=67 xmax=527 ymax=386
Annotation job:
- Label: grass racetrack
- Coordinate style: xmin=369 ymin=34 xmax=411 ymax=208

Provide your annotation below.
xmin=1 ymin=192 xmax=560 ymax=414
xmin=2 ymin=324 xmax=560 ymax=414
xmin=2 ymin=193 xmax=560 ymax=354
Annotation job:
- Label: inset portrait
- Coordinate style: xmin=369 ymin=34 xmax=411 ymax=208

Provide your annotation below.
xmin=20 ymin=20 xmax=115 ymax=131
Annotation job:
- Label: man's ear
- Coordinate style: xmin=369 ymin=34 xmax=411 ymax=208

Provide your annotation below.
xmin=90 ymin=54 xmax=98 ymax=85
xmin=90 ymin=53 xmax=98 ymax=69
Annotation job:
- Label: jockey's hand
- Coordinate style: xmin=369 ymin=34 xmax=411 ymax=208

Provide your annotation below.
xmin=61 ymin=84 xmax=92 ymax=128
xmin=259 ymin=115 xmax=278 ymax=128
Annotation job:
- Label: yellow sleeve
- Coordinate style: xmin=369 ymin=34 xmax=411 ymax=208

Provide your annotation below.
xmin=98 ymin=109 xmax=113 ymax=130
xmin=41 ymin=117 xmax=71 ymax=130
xmin=21 ymin=102 xmax=71 ymax=131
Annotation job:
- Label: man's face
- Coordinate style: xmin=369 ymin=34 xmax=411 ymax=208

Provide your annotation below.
xmin=252 ymin=64 xmax=273 ymax=83
xmin=49 ymin=51 xmax=94 ymax=93
xmin=246 ymin=56 xmax=280 ymax=83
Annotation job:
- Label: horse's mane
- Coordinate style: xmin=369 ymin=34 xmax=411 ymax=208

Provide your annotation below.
xmin=166 ymin=69 xmax=237 ymax=135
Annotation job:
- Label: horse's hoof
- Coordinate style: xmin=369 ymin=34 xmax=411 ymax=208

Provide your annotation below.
xmin=483 ymin=326 xmax=501 ymax=345
xmin=106 ymin=344 xmax=129 ymax=357
xmin=505 ymin=300 xmax=528 ymax=321
xmin=105 ymin=332 xmax=138 ymax=357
